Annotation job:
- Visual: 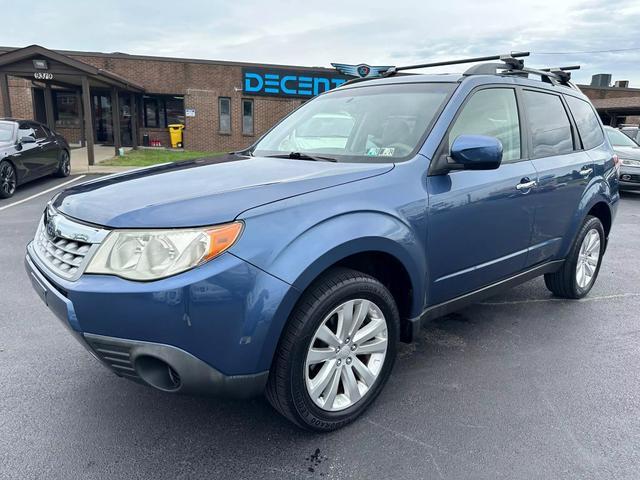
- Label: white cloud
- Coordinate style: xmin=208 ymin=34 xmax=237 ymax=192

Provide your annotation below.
xmin=1 ymin=0 xmax=639 ymax=85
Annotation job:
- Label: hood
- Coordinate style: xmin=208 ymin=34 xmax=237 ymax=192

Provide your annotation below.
xmin=613 ymin=146 xmax=640 ymax=161
xmin=53 ymin=154 xmax=393 ymax=228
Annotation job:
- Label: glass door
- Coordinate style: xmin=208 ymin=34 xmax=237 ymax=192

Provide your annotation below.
xmin=119 ymin=93 xmax=133 ymax=146
xmin=92 ymin=92 xmax=112 ymax=144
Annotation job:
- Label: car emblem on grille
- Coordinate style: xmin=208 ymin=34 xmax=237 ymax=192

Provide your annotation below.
xmin=45 ymin=213 xmax=57 ymax=238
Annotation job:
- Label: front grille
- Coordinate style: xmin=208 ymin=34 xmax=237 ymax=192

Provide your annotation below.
xmin=34 ymin=221 xmax=91 ymax=279
xmin=84 ymin=337 xmax=141 ymax=381
xmin=31 ymin=205 xmax=109 ymax=281
xmin=621 ymin=173 xmax=640 ymax=183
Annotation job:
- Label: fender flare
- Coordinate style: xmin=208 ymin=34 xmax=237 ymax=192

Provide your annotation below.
xmin=252 ymin=211 xmax=426 ymax=369
xmin=560 ymin=178 xmax=614 ymax=258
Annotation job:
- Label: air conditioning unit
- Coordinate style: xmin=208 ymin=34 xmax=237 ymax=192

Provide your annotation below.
xmin=614 ymin=80 xmax=629 ymax=88
xmin=590 ymin=74 xmax=611 ymax=87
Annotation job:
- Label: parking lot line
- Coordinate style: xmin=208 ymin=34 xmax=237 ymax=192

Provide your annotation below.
xmin=0 ymin=175 xmax=86 ymax=212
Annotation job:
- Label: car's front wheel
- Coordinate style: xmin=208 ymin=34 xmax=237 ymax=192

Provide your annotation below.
xmin=0 ymin=160 xmax=17 ymax=199
xmin=266 ymin=268 xmax=399 ymax=431
xmin=544 ymin=215 xmax=605 ymax=298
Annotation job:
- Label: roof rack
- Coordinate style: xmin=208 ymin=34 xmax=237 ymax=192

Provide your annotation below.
xmin=383 ymin=52 xmax=530 ymax=76
xmin=381 ymin=52 xmax=580 ymax=89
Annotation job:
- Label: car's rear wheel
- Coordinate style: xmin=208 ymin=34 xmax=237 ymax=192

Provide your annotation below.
xmin=266 ymin=267 xmax=399 ymax=431
xmin=544 ymin=215 xmax=605 ymax=299
xmin=0 ymin=160 xmax=17 ymax=199
xmin=53 ymin=150 xmax=70 ymax=178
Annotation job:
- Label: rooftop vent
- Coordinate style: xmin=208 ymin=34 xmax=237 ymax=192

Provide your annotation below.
xmin=614 ymin=80 xmax=629 ymax=88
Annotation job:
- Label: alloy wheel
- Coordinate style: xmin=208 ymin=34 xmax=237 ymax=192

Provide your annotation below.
xmin=60 ymin=151 xmax=70 ymax=176
xmin=305 ymin=299 xmax=388 ymax=412
xmin=576 ymin=228 xmax=601 ymax=289
xmin=0 ymin=162 xmax=16 ymax=196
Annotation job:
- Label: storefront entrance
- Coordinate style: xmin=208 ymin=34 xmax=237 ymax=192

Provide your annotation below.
xmin=92 ymin=92 xmax=134 ymax=146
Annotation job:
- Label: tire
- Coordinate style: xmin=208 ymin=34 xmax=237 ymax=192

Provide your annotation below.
xmin=266 ymin=267 xmax=399 ymax=431
xmin=53 ymin=150 xmax=71 ymax=178
xmin=0 ymin=160 xmax=17 ymax=199
xmin=544 ymin=215 xmax=605 ymax=299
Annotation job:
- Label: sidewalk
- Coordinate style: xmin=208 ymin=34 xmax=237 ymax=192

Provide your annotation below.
xmin=70 ymin=145 xmax=135 ymax=175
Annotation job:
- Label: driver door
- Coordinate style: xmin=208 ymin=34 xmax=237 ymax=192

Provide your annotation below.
xmin=15 ymin=124 xmax=43 ymax=182
xmin=426 ymin=87 xmax=538 ymax=305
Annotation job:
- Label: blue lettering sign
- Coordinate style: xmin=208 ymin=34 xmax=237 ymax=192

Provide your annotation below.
xmin=244 ymin=72 xmax=264 ymax=93
xmin=241 ymin=67 xmax=348 ymax=99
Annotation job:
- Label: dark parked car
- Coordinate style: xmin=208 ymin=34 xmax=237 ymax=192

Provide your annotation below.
xmin=604 ymin=126 xmax=640 ymax=191
xmin=25 ymin=54 xmax=618 ymax=431
xmin=0 ymin=119 xmax=70 ymax=198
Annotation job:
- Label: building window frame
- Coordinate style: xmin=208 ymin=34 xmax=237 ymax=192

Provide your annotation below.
xmin=219 ymin=96 xmax=231 ymax=134
xmin=242 ymin=98 xmax=254 ymax=135
xmin=143 ymin=95 xmax=184 ymax=128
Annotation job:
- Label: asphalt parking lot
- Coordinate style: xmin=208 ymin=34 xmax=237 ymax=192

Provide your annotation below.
xmin=1 ymin=177 xmax=639 ymax=479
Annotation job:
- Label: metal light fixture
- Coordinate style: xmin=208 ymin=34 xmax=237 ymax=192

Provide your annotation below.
xmin=33 ymin=59 xmax=48 ymax=70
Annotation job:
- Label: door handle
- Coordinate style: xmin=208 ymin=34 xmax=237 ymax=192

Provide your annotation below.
xmin=516 ymin=179 xmax=537 ymax=191
xmin=580 ymin=167 xmax=593 ymax=176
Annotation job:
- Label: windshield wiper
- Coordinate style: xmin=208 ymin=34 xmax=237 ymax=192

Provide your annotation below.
xmin=268 ymin=152 xmax=337 ymax=163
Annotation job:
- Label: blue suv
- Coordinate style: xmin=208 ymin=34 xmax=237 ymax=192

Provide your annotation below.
xmin=25 ymin=53 xmax=619 ymax=431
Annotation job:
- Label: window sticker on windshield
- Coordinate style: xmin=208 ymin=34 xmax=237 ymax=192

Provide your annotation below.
xmin=366 ymin=147 xmax=395 ymax=157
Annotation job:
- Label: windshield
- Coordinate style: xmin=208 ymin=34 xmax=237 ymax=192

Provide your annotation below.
xmin=253 ymin=82 xmax=455 ymax=162
xmin=0 ymin=122 xmax=14 ymax=144
xmin=606 ymin=127 xmax=639 ymax=147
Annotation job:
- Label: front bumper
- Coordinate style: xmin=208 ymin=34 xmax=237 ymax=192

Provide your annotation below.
xmin=25 ymin=245 xmax=298 ymax=398
xmin=619 ymin=169 xmax=640 ymax=191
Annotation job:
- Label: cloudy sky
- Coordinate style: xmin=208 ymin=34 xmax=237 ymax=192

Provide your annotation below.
xmin=2 ymin=0 xmax=640 ymax=85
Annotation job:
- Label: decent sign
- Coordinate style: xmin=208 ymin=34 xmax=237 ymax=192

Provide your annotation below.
xmin=242 ymin=67 xmax=348 ymax=99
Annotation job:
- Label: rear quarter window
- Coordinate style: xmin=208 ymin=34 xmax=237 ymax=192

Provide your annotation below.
xmin=565 ymin=96 xmax=604 ymax=150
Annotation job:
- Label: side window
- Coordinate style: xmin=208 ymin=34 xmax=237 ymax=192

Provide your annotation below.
xmin=18 ymin=125 xmax=35 ymax=140
xmin=448 ymin=88 xmax=521 ymax=162
xmin=565 ymin=96 xmax=604 ymax=150
xmin=33 ymin=125 xmax=48 ymax=140
xmin=522 ymin=90 xmax=574 ymax=158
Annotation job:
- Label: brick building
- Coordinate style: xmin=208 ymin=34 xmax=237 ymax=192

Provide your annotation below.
xmin=579 ymin=75 xmax=640 ymax=126
xmin=0 ymin=45 xmax=348 ymax=163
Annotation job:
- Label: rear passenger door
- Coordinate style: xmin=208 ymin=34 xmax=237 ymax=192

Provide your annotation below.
xmin=521 ymin=89 xmax=596 ymax=266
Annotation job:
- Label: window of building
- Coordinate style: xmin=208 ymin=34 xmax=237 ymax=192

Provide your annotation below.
xmin=448 ymin=88 xmax=521 ymax=162
xmin=219 ymin=97 xmax=231 ymax=133
xmin=53 ymin=91 xmax=79 ymax=126
xmin=166 ymin=97 xmax=185 ymax=125
xmin=242 ymin=99 xmax=254 ymax=135
xmin=522 ymin=90 xmax=574 ymax=158
xmin=565 ymin=96 xmax=604 ymax=150
xmin=143 ymin=95 xmax=185 ymax=128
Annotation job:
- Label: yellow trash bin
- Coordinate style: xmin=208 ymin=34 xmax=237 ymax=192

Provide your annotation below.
xmin=168 ymin=124 xmax=185 ymax=148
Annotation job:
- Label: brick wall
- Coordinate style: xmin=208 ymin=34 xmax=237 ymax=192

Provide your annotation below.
xmin=66 ymin=54 xmax=304 ymax=152
xmin=0 ymin=76 xmax=33 ymax=119
xmin=580 ymin=86 xmax=640 ymax=100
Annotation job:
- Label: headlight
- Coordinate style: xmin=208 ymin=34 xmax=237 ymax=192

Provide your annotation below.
xmin=620 ymin=158 xmax=640 ymax=167
xmin=86 ymin=222 xmax=243 ymax=281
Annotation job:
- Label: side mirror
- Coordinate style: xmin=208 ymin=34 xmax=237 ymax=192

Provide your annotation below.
xmin=20 ymin=136 xmax=36 ymax=144
xmin=449 ymin=135 xmax=503 ymax=170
